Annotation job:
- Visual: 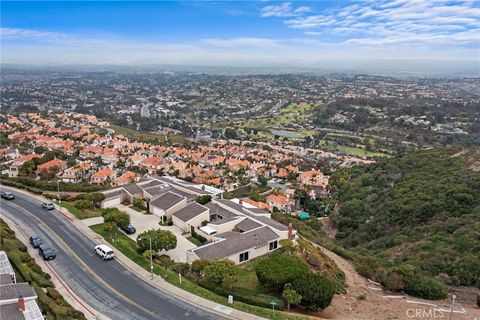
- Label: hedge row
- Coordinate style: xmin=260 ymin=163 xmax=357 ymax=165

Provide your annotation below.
xmin=198 ymin=281 xmax=284 ymax=310
xmin=1 ymin=219 xmax=86 ymax=320
xmin=0 ymin=175 xmax=107 ymax=193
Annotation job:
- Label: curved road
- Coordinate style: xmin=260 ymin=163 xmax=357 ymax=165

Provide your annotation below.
xmin=0 ymin=188 xmax=226 ymax=320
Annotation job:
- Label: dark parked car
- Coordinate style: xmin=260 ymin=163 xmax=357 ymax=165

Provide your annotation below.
xmin=121 ymin=224 xmax=136 ymax=234
xmin=41 ymin=202 xmax=55 ymax=210
xmin=29 ymin=235 xmax=44 ymax=248
xmin=1 ymin=192 xmax=15 ymax=200
xmin=38 ymin=244 xmax=56 ymax=260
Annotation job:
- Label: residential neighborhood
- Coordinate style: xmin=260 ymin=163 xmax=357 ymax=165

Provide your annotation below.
xmin=0 ymin=111 xmax=360 ymax=219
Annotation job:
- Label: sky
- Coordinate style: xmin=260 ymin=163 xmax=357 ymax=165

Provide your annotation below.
xmin=1 ymin=1 xmax=479 ymax=74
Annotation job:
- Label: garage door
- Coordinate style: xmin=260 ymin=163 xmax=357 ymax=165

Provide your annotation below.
xmin=101 ymin=196 xmax=121 ymax=208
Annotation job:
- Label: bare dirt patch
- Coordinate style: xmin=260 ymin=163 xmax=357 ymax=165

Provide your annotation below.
xmin=309 ymin=243 xmax=480 ymax=320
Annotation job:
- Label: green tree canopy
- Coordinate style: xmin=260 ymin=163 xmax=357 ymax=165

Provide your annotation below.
xmin=204 ymin=259 xmax=239 ymax=286
xmin=255 ymin=252 xmax=310 ymax=291
xmin=196 ymin=195 xmax=212 ymax=205
xmin=136 ymin=229 xmax=177 ymax=253
xmin=282 ymin=283 xmax=302 ymax=311
xmin=291 ymin=273 xmax=336 ymax=311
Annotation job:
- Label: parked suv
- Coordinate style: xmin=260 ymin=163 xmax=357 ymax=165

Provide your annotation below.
xmin=94 ymin=244 xmax=115 ymax=260
xmin=121 ymin=224 xmax=136 ymax=235
xmin=38 ymin=244 xmax=56 ymax=261
xmin=1 ymin=192 xmax=15 ymax=200
xmin=29 ymin=235 xmax=44 ymax=248
xmin=41 ymin=202 xmax=55 ymax=210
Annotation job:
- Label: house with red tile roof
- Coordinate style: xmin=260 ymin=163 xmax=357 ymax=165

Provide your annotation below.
xmin=80 ymin=146 xmax=103 ymax=159
xmin=241 ymin=198 xmax=271 ymax=210
xmin=36 ymin=158 xmax=65 ymax=173
xmin=226 ymin=159 xmax=250 ymax=171
xmin=91 ymin=167 xmax=117 ymax=185
xmin=7 ymin=154 xmax=42 ymax=177
xmin=115 ymin=171 xmax=137 ymax=186
xmin=141 ymin=156 xmax=168 ymax=174
xmin=274 ymin=168 xmax=289 ymax=179
xmin=266 ymin=194 xmax=295 ymax=213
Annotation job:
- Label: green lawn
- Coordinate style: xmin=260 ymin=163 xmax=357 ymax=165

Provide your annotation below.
xmin=90 ymin=223 xmax=308 ymax=320
xmin=240 ymin=103 xmax=314 ymax=130
xmin=57 ymin=201 xmax=102 ymax=219
xmin=110 ymin=124 xmax=189 ymax=146
xmin=129 ymin=205 xmax=148 ymax=214
xmin=334 ymin=145 xmax=389 ymax=157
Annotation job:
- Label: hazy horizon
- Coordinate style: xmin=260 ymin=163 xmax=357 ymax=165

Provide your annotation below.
xmin=1 ymin=1 xmax=479 ymax=76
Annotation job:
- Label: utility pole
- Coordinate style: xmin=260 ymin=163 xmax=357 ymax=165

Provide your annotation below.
xmin=448 ymin=294 xmax=456 ymax=320
xmin=149 ymin=237 xmax=153 ymax=280
xmin=56 ymin=180 xmax=62 ymax=213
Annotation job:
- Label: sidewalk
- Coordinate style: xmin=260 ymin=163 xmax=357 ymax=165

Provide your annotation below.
xmin=73 ymin=211 xmax=266 ymax=320
xmin=2 ymin=186 xmax=266 ymax=320
xmin=115 ymin=204 xmax=196 ymax=262
xmin=0 ymin=214 xmax=110 ymax=320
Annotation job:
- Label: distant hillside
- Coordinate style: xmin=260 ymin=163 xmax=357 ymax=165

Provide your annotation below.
xmin=330 ymin=148 xmax=480 ymax=298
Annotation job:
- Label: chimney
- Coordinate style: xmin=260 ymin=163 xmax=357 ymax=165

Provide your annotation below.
xmin=239 ymin=199 xmax=243 ymax=206
xmin=288 ymin=223 xmax=293 ymax=240
xmin=201 ymin=185 xmax=205 ymax=191
xmin=18 ymin=296 xmax=25 ymax=312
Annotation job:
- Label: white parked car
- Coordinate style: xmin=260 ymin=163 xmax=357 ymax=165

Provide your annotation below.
xmin=94 ymin=244 xmax=115 ymax=260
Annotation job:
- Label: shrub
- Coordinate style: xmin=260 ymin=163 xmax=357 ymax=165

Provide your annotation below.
xmin=282 ymin=283 xmax=302 ymax=311
xmin=279 ymin=239 xmax=295 ymax=254
xmin=172 ymin=262 xmax=190 ymax=276
xmin=255 ymin=252 xmax=310 ymax=291
xmin=9 ymin=255 xmax=32 ymax=282
xmin=403 ymin=275 xmax=448 ymax=300
xmin=31 ymin=272 xmax=53 ymax=288
xmin=142 ymin=250 xmax=156 ymax=260
xmin=191 ymin=260 xmax=209 ymax=281
xmin=73 ymin=199 xmax=93 ymax=211
xmin=204 ymin=259 xmax=239 ymax=286
xmin=17 ymin=242 xmax=28 ymax=253
xmin=157 ymin=255 xmax=174 ymax=269
xmin=384 ymin=272 xmax=405 ymax=291
xmin=191 ymin=231 xmax=207 ymax=243
xmin=133 ymin=197 xmax=147 ymax=210
xmin=113 ymin=211 xmax=130 ymax=229
xmin=102 ymin=208 xmax=130 ymax=229
xmin=196 ymin=195 xmax=212 ymax=205
xmin=76 ymin=193 xmax=105 ymax=207
xmin=291 ymin=273 xmax=336 ymax=311
xmin=393 ymin=265 xmax=448 ymax=300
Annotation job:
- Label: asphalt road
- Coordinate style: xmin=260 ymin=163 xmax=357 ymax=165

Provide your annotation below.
xmin=0 ymin=188 xmax=226 ymax=320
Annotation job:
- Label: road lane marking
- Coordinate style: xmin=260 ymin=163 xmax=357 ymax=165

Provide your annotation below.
xmin=1 ymin=202 xmax=156 ymax=318
xmin=2 ymin=191 xmax=236 ymax=320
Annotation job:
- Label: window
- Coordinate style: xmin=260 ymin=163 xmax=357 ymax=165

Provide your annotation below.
xmin=269 ymin=240 xmax=278 ymax=251
xmin=239 ymin=251 xmax=249 ymax=262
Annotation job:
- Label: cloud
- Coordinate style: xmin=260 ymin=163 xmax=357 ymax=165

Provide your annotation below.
xmin=0 ymin=28 xmax=67 ymax=41
xmin=268 ymin=0 xmax=480 ymax=48
xmin=260 ymin=2 xmax=310 ymax=18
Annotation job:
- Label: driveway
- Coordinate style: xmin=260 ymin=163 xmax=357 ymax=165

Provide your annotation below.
xmin=115 ymin=205 xmax=197 ymax=262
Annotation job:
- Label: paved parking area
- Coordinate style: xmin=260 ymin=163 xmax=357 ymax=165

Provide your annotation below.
xmin=115 ymin=205 xmax=196 ymax=262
